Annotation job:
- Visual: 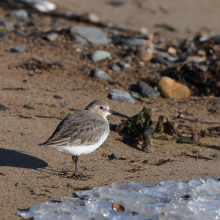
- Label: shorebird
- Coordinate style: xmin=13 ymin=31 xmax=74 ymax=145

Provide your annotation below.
xmin=39 ymin=100 xmax=131 ymax=178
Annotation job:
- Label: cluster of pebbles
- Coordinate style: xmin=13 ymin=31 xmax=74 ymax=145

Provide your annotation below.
xmin=0 ymin=3 xmax=219 ymax=106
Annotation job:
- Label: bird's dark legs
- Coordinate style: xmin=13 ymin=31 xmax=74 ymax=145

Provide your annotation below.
xmin=72 ymin=156 xmax=91 ymax=178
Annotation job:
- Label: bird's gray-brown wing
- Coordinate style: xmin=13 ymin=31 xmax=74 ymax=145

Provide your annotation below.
xmin=39 ymin=110 xmax=108 ymax=147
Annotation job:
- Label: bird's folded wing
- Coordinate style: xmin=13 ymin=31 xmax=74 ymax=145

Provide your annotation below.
xmin=43 ymin=113 xmax=107 ymax=147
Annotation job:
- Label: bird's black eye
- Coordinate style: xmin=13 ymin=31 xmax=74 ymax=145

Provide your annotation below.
xmin=100 ymin=106 xmax=104 ymax=109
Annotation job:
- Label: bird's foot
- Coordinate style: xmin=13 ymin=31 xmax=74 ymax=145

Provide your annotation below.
xmin=71 ymin=171 xmax=93 ymax=180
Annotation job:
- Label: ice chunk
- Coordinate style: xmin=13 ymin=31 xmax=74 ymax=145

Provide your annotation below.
xmin=16 ymin=177 xmax=220 ymax=220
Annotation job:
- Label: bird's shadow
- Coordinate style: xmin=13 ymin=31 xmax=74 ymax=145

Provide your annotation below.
xmin=117 ymin=136 xmax=142 ymax=151
xmin=0 ymin=148 xmax=48 ymax=169
xmin=110 ymin=124 xmax=142 ymax=151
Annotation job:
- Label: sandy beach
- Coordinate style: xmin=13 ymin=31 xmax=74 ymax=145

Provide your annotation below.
xmin=0 ymin=1 xmax=219 ymax=219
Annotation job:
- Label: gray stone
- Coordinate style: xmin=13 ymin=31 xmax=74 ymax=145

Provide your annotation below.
xmin=87 ymin=13 xmax=99 ymax=23
xmin=199 ymin=35 xmax=209 ymax=42
xmin=151 ymin=57 xmax=171 ymax=65
xmin=111 ymin=63 xmax=121 ymax=71
xmin=213 ymin=153 xmax=220 ymax=158
xmin=20 ymin=133 xmax=27 ymax=136
xmin=164 ymin=56 xmax=178 ymax=62
xmin=0 ymin=19 xmax=14 ymax=31
xmin=9 ymin=9 xmax=28 ymax=19
xmin=109 ymin=89 xmax=135 ymax=104
xmin=23 ymin=104 xmax=34 ymax=109
xmin=130 ymin=92 xmax=139 ymax=99
xmin=139 ymin=27 xmax=148 ymax=35
xmin=187 ymin=44 xmax=197 ymax=54
xmin=46 ymin=33 xmax=58 ymax=41
xmin=123 ymin=56 xmax=132 ymax=62
xmin=60 ymin=103 xmax=68 ymax=107
xmin=138 ymin=81 xmax=160 ymax=98
xmin=54 ymin=95 xmax=63 ymax=99
xmin=91 ymin=69 xmax=110 ymax=80
xmin=117 ymin=61 xmax=130 ymax=69
xmin=0 ymin=104 xmax=10 ymax=111
xmin=10 ymin=45 xmax=26 ymax=53
xmin=70 ymin=26 xmax=109 ymax=45
xmin=123 ymin=39 xmax=146 ymax=46
xmin=109 ymin=153 xmax=120 ymax=159
xmin=112 ymin=61 xmax=130 ymax=71
xmin=89 ymin=50 xmax=111 ymax=62
xmin=108 ymin=1 xmax=124 ymax=7
xmin=23 ymin=79 xmax=32 ymax=83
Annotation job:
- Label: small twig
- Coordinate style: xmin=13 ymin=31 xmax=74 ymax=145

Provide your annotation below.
xmin=2 ymin=87 xmax=29 ymax=90
xmin=11 ymin=114 xmax=62 ymax=120
xmin=177 ymin=113 xmax=220 ymax=124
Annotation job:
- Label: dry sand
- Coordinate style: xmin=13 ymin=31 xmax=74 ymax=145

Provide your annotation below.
xmin=0 ymin=1 xmax=219 ymax=219
xmin=51 ymin=0 xmax=220 ymax=38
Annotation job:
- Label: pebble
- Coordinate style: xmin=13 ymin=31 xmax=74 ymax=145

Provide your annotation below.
xmin=111 ymin=63 xmax=121 ymax=71
xmin=33 ymin=1 xmax=56 ymax=12
xmin=124 ymin=39 xmax=146 ymax=47
xmin=60 ymin=103 xmax=68 ymax=107
xmin=186 ymin=56 xmax=206 ymax=62
xmin=112 ymin=61 xmax=130 ymax=71
xmin=109 ymin=89 xmax=135 ymax=104
xmin=54 ymin=95 xmax=63 ymax=99
xmin=9 ymin=9 xmax=28 ymax=19
xmin=138 ymin=81 xmax=160 ymax=98
xmin=88 ymin=13 xmax=100 ymax=23
xmin=164 ymin=56 xmax=178 ymax=62
xmin=46 ymin=33 xmax=58 ymax=41
xmin=137 ymin=40 xmax=154 ymax=61
xmin=109 ymin=153 xmax=120 ymax=159
xmin=138 ymin=27 xmax=148 ymax=36
xmin=187 ymin=44 xmax=197 ymax=54
xmin=168 ymin=47 xmax=177 ymax=54
xmin=151 ymin=57 xmax=171 ymax=65
xmin=158 ymin=76 xmax=191 ymax=99
xmin=213 ymin=153 xmax=220 ymax=158
xmin=117 ymin=61 xmax=130 ymax=69
xmin=0 ymin=104 xmax=10 ymax=111
xmin=0 ymin=19 xmax=14 ymax=31
xmin=89 ymin=50 xmax=111 ymax=62
xmin=123 ymin=56 xmax=132 ymax=62
xmin=23 ymin=104 xmax=35 ymax=109
xmin=23 ymin=79 xmax=32 ymax=83
xmin=20 ymin=133 xmax=26 ymax=136
xmin=10 ymin=45 xmax=26 ymax=53
xmin=108 ymin=1 xmax=124 ymax=7
xmin=199 ymin=35 xmax=210 ymax=42
xmin=130 ymin=92 xmax=139 ymax=99
xmin=90 ymin=69 xmax=110 ymax=80
xmin=53 ymin=61 xmax=66 ymax=66
xmin=70 ymin=26 xmax=109 ymax=45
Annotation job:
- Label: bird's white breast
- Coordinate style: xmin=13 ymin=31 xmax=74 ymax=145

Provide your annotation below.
xmin=52 ymin=130 xmax=109 ymax=156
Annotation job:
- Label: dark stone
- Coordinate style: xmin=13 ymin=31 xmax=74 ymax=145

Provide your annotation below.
xmin=138 ymin=81 xmax=160 ymax=98
xmin=10 ymin=45 xmax=26 ymax=53
xmin=0 ymin=104 xmax=10 ymax=111
xmin=23 ymin=104 xmax=35 ymax=109
xmin=60 ymin=103 xmax=68 ymax=107
xmin=213 ymin=153 xmax=220 ymax=158
xmin=109 ymin=153 xmax=120 ymax=159
xmin=54 ymin=95 xmax=63 ymax=99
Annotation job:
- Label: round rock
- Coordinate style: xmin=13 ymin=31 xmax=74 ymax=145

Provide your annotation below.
xmin=138 ymin=81 xmax=160 ymax=98
xmin=90 ymin=69 xmax=110 ymax=80
xmin=158 ymin=77 xmax=191 ymax=99
xmin=89 ymin=50 xmax=111 ymax=62
xmin=70 ymin=26 xmax=109 ymax=46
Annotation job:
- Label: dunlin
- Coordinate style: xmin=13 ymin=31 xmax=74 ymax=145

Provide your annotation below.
xmin=39 ymin=100 xmax=131 ymax=178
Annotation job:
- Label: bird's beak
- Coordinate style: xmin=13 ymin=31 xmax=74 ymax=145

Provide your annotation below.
xmin=110 ymin=109 xmax=132 ymax=120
